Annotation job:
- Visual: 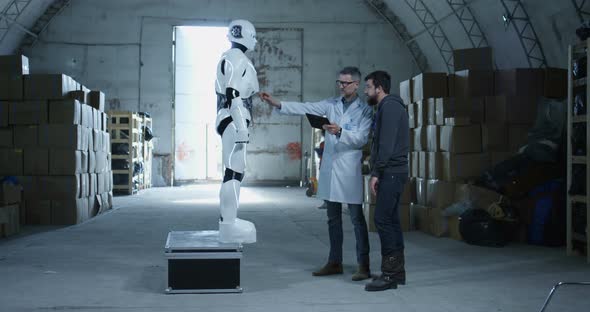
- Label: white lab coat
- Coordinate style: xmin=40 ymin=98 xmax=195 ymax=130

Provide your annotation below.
xmin=279 ymin=96 xmax=373 ymax=204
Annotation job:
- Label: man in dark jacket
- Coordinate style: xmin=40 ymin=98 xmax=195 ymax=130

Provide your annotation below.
xmin=363 ymin=71 xmax=409 ymax=292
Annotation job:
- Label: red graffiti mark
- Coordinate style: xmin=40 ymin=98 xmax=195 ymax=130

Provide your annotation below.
xmin=176 ymin=141 xmax=191 ymax=161
xmin=286 ymin=142 xmax=302 ymax=160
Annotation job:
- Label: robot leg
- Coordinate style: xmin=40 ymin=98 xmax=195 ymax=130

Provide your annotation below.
xmin=229 ymin=98 xmax=250 ymax=143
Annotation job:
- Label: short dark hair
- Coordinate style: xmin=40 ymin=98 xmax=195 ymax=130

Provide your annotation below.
xmin=364 ymin=71 xmax=391 ymax=94
xmin=339 ymin=66 xmax=361 ymax=81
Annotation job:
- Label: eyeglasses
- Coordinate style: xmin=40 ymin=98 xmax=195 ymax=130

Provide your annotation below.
xmin=336 ymin=80 xmax=358 ymax=87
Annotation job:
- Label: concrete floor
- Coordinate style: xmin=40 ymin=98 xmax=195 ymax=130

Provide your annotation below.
xmin=1 ymin=184 xmax=589 ymax=312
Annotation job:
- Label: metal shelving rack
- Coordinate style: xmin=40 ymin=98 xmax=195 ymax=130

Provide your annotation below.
xmin=108 ymin=111 xmax=142 ymax=195
xmin=567 ymin=40 xmax=590 ymax=263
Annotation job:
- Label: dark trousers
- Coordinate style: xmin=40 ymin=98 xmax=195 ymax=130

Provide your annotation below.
xmin=326 ymin=201 xmax=370 ymax=265
xmin=374 ymin=174 xmax=406 ymax=256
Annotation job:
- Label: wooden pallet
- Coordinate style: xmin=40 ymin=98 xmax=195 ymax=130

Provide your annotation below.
xmin=108 ymin=111 xmax=143 ymax=195
xmin=567 ymin=41 xmax=590 ymax=263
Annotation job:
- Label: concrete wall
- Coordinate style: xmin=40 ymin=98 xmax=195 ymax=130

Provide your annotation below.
xmin=24 ymin=0 xmax=417 ymax=185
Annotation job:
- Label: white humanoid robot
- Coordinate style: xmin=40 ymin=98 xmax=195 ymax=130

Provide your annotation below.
xmin=214 ymin=20 xmax=259 ymax=244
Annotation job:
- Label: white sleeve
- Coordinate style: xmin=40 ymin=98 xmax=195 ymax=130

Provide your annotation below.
xmin=278 ymin=99 xmax=331 ymax=117
xmin=337 ymin=106 xmax=373 ymax=148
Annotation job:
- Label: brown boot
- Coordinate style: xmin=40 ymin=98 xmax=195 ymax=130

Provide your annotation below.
xmin=312 ymin=262 xmax=343 ymax=276
xmin=351 ymin=264 xmax=371 ymax=281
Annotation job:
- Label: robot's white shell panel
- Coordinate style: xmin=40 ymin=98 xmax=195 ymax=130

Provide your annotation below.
xmin=215 ymin=49 xmax=259 ymax=98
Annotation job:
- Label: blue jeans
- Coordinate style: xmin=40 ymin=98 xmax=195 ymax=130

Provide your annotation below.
xmin=327 ymin=201 xmax=370 ymax=265
xmin=375 ymin=174 xmax=406 ymax=256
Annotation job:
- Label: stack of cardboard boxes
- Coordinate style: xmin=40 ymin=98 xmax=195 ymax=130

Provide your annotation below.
xmin=0 ymin=181 xmax=21 ymax=238
xmin=0 ymin=54 xmax=113 ymax=228
xmin=362 ymin=175 xmax=414 ymax=233
xmin=400 ymin=47 xmax=567 ymax=240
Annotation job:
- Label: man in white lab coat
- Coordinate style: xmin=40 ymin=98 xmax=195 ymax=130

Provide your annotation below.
xmin=260 ymin=67 xmax=374 ymax=281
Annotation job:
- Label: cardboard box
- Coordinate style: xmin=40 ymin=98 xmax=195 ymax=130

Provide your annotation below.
xmin=89 ymin=173 xmax=98 ymax=197
xmin=408 ymin=104 xmax=417 ymax=128
xmin=39 ymin=125 xmax=87 ymax=150
xmin=426 ymin=179 xmax=456 ymax=209
xmin=448 ymin=216 xmax=462 ymax=241
xmin=67 ymin=90 xmax=88 ymax=104
xmin=0 ymin=182 xmax=22 ymax=205
xmin=426 ymin=125 xmax=440 ymax=152
xmin=0 ymin=148 xmax=23 ymax=175
xmin=0 ymin=78 xmax=23 ymax=100
xmin=429 ymin=207 xmax=449 ymax=237
xmin=88 ymin=91 xmax=105 ymax=112
xmin=96 ymin=152 xmax=108 ymax=173
xmin=484 ymin=96 xmax=537 ymax=124
xmin=509 ymin=125 xmax=531 ymax=152
xmin=363 ymin=203 xmax=411 ymax=233
xmin=14 ymin=176 xmax=37 ymax=201
xmin=0 ymin=204 xmax=20 ymax=237
xmin=442 ymin=152 xmax=490 ymax=182
xmin=97 ymin=172 xmax=107 ymax=194
xmin=447 ymin=74 xmax=456 ymax=97
xmin=99 ymin=192 xmax=110 ymax=213
xmin=87 ymin=127 xmax=94 ymax=152
xmin=102 ymin=113 xmax=108 ymax=132
xmin=482 ymin=124 xmax=509 ymax=152
xmin=81 ymin=104 xmax=93 ymax=128
xmin=426 ymin=99 xmax=436 ymax=125
xmin=455 ymin=184 xmax=504 ymax=211
xmin=9 ymin=101 xmax=48 ymax=125
xmin=453 ymin=47 xmax=493 ymax=71
xmin=103 ymin=132 xmax=110 ymax=153
xmin=419 ymin=152 xmax=427 ymax=178
xmin=93 ymin=108 xmax=101 ymax=130
xmin=491 ymin=151 xmax=512 ymax=167
xmin=440 ymin=125 xmax=482 ymax=153
xmin=444 ymin=117 xmax=470 ymax=126
xmin=89 ymin=151 xmax=96 ymax=173
xmin=415 ymin=178 xmax=427 ymax=205
xmin=435 ymin=97 xmax=469 ymax=125
xmin=400 ymin=177 xmax=416 ymax=204
xmin=412 ymin=73 xmax=448 ymax=102
xmin=400 ymin=79 xmax=412 ymax=105
xmin=0 ymin=128 xmax=13 ymax=147
xmin=24 ymin=200 xmax=51 ymax=225
xmin=415 ymin=101 xmax=426 ymax=127
xmin=92 ymin=129 xmax=101 ymax=152
xmin=24 ymin=74 xmax=79 ymax=100
xmin=469 ymin=97 xmax=485 ymax=124
xmin=13 ymin=125 xmax=38 ymax=147
xmin=51 ymin=198 xmax=88 ymax=225
xmin=49 ymin=99 xmax=81 ymax=125
xmin=427 ymin=152 xmax=444 ymax=180
xmin=82 ymin=173 xmax=91 ymax=198
xmin=494 ymin=68 xmax=544 ymax=96
xmin=37 ymin=176 xmax=81 ymax=200
xmin=411 ymin=151 xmax=419 ymax=178
xmin=413 ymin=126 xmax=426 ymax=151
xmin=24 ymin=148 xmax=49 ymax=175
xmin=0 ymin=55 xmax=29 ymax=79
xmin=543 ymin=68 xmax=567 ymax=99
xmin=411 ymin=203 xmax=430 ymax=233
xmin=49 ymin=150 xmax=84 ymax=175
xmin=454 ymin=70 xmax=494 ymax=98
xmin=0 ymin=102 xmax=8 ymax=127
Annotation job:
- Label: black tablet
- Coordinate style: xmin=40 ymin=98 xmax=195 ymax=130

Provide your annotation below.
xmin=306 ymin=113 xmax=331 ymax=129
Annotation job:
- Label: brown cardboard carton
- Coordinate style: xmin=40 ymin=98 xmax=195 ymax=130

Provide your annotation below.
xmin=440 ymin=125 xmax=482 ymax=153
xmin=24 ymin=148 xmax=49 ymax=175
xmin=447 ymin=74 xmax=456 ymax=97
xmin=400 ymin=79 xmax=412 ymax=105
xmin=435 ymin=97 xmax=469 ymax=125
xmin=0 ymin=77 xmax=23 ymax=100
xmin=408 ymin=104 xmax=417 ymax=128
xmin=96 ymin=151 xmax=108 ymax=173
xmin=89 ymin=174 xmax=98 ymax=198
xmin=15 ymin=176 xmax=38 ymax=201
xmin=543 ymin=68 xmax=567 ymax=99
xmin=484 ymin=95 xmax=537 ymax=124
xmin=24 ymin=74 xmax=79 ymax=100
xmin=51 ymin=198 xmax=88 ymax=225
xmin=411 ymin=151 xmax=419 ymax=178
xmin=88 ymin=91 xmax=105 ymax=112
xmin=494 ymin=68 xmax=544 ymax=96
xmin=49 ymin=99 xmax=81 ymax=125
xmin=97 ymin=172 xmax=107 ymax=194
xmin=426 ymin=125 xmax=440 ymax=152
xmin=89 ymin=151 xmax=96 ymax=173
xmin=0 ymin=128 xmax=13 ymax=147
xmin=92 ymin=107 xmax=100 ymax=130
xmin=491 ymin=151 xmax=512 ymax=167
xmin=454 ymin=70 xmax=494 ymax=98
xmin=81 ymin=174 xmax=90 ymax=198
xmin=415 ymin=101 xmax=426 ymax=127
xmin=419 ymin=152 xmax=427 ymax=178
xmin=509 ymin=125 xmax=531 ymax=152
xmin=13 ymin=125 xmax=38 ymax=147
xmin=37 ymin=176 xmax=81 ymax=200
xmin=400 ymin=204 xmax=411 ymax=232
xmin=412 ymin=203 xmax=430 ymax=233
xmin=415 ymin=178 xmax=427 ymax=205
xmin=455 ymin=184 xmax=505 ymax=211
xmin=482 ymin=124 xmax=509 ymax=152
xmin=426 ymin=98 xmax=436 ymax=125
xmin=427 ymin=152 xmax=444 ymax=180
xmin=93 ymin=129 xmax=102 ymax=152
xmin=81 ymin=104 xmax=93 ymax=128
xmin=448 ymin=216 xmax=462 ymax=241
xmin=0 ymin=148 xmax=23 ymax=175
xmin=0 ymin=204 xmax=20 ymax=237
xmin=400 ymin=177 xmax=417 ymax=204
xmin=453 ymin=47 xmax=493 ymax=71
xmin=412 ymin=73 xmax=448 ymax=102
xmin=39 ymin=125 xmax=86 ymax=150
xmin=67 ymin=90 xmax=88 ymax=104
xmin=0 ymin=102 xmax=8 ymax=127
xmin=9 ymin=101 xmax=48 ymax=125
xmin=413 ymin=126 xmax=426 ymax=151
xmin=426 ymin=179 xmax=456 ymax=209
xmin=24 ymin=200 xmax=51 ymax=225
xmin=429 ymin=207 xmax=449 ymax=237
xmin=0 ymin=182 xmax=22 ymax=205
xmin=49 ymin=150 xmax=84 ymax=175
xmin=469 ymin=97 xmax=485 ymax=124
xmin=0 ymin=55 xmax=29 ymax=79
xmin=442 ymin=152 xmax=490 ymax=182
xmin=444 ymin=117 xmax=470 ymax=126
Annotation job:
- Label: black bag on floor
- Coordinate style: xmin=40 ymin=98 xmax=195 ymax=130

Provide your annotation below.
xmin=459 ymin=209 xmax=511 ymax=247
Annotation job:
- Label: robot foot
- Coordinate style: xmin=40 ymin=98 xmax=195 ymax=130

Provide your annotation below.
xmin=219 ymin=218 xmax=257 ymax=244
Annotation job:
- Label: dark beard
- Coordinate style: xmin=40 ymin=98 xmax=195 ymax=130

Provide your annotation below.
xmin=367 ymin=96 xmax=378 ymax=106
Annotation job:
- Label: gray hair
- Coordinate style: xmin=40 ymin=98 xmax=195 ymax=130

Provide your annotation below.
xmin=339 ymin=66 xmax=361 ymax=81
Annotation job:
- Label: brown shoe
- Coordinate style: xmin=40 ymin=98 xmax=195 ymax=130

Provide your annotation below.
xmin=312 ymin=262 xmax=343 ymax=276
xmin=351 ymin=264 xmax=371 ymax=281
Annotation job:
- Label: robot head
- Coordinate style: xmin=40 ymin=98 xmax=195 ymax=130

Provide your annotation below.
xmin=227 ymin=19 xmax=257 ymax=51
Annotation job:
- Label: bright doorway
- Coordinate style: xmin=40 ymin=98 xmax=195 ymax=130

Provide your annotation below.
xmin=173 ymin=26 xmax=229 ymax=182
